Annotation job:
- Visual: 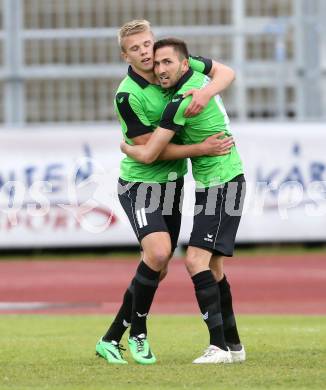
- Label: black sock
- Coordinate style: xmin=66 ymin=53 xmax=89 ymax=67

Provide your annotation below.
xmin=218 ymin=274 xmax=241 ymax=345
xmin=192 ymin=270 xmax=227 ymax=350
xmin=102 ymin=279 xmax=134 ymax=343
xmin=130 ymin=261 xmax=160 ymax=337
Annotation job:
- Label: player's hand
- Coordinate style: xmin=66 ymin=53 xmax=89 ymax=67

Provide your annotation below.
xmin=200 ymin=133 xmax=234 ymax=156
xmin=183 ymin=88 xmax=210 ymax=117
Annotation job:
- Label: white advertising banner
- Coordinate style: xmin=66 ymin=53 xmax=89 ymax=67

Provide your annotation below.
xmin=0 ymin=126 xmax=136 ymax=248
xmin=0 ymin=122 xmax=325 ymax=248
xmin=207 ymin=122 xmax=326 ymax=242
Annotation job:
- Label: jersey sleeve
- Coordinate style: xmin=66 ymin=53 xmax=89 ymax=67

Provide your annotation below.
xmin=159 ymin=95 xmax=190 ymax=133
xmin=115 ymin=92 xmax=154 ymax=138
xmin=189 ymin=55 xmax=213 ymax=75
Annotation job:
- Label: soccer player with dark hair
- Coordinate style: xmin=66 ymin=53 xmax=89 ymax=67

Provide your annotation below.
xmin=96 ymin=21 xmax=236 ymax=365
xmin=121 ymin=37 xmax=246 ymax=364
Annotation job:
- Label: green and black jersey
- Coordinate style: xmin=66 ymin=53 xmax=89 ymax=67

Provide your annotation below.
xmin=159 ymin=69 xmax=243 ymax=188
xmin=115 ymin=56 xmax=213 ymax=183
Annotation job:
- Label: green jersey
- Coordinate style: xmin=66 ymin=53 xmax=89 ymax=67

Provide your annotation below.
xmin=159 ymin=69 xmax=243 ymax=188
xmin=115 ymin=56 xmax=213 ymax=183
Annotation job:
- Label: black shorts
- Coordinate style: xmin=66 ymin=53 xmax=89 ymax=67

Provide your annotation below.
xmin=118 ymin=177 xmax=184 ymax=252
xmin=189 ymin=174 xmax=246 ymax=256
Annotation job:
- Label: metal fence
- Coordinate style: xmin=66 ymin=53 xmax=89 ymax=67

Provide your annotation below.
xmin=0 ymin=0 xmax=325 ymax=126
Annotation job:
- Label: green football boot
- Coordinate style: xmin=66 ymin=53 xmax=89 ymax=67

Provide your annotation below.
xmin=96 ymin=338 xmax=128 ymax=364
xmin=128 ymin=333 xmax=156 ymax=365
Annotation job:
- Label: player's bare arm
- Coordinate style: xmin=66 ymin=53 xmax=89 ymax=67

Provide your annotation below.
xmin=129 ymin=129 xmax=233 ymax=160
xmin=184 ymin=62 xmax=235 ymax=117
xmin=157 ymin=133 xmax=234 ymax=160
xmin=121 ymin=127 xmax=175 ymax=164
xmin=121 ymin=128 xmax=234 ymax=164
xmin=130 ymin=132 xmax=152 ymax=145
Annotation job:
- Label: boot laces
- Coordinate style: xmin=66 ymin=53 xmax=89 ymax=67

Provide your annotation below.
xmin=134 ymin=336 xmax=145 ymax=353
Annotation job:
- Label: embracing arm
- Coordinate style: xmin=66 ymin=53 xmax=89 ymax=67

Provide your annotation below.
xmin=121 ymin=130 xmax=234 ymax=163
xmin=158 ymin=133 xmax=233 ymax=160
xmin=121 ymin=127 xmax=175 ymax=164
xmin=124 ymin=130 xmax=210 ymax=162
xmin=205 ymin=61 xmax=235 ymax=96
xmin=184 ymin=61 xmax=235 ymax=117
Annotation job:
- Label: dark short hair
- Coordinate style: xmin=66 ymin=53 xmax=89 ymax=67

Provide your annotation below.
xmin=153 ymin=38 xmax=189 ymax=59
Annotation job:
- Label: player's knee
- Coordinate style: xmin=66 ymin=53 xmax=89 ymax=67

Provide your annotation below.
xmin=148 ymin=247 xmax=171 ymax=270
xmin=184 ymin=254 xmax=199 ymax=275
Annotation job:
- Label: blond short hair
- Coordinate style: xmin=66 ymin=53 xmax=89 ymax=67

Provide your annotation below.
xmin=118 ymin=19 xmax=152 ymax=51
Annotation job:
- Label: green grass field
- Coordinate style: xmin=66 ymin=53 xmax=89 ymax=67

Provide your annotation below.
xmin=0 ymin=315 xmax=325 ymax=390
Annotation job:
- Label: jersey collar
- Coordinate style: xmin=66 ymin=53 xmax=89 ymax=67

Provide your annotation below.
xmin=173 ymin=68 xmax=194 ymax=91
xmin=128 ymin=66 xmax=151 ymax=89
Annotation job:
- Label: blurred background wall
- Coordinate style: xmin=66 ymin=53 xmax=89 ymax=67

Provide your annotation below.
xmin=0 ymin=0 xmax=325 ymax=126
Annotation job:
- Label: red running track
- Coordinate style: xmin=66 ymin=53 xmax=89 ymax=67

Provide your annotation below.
xmin=0 ymin=254 xmax=325 ymax=315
